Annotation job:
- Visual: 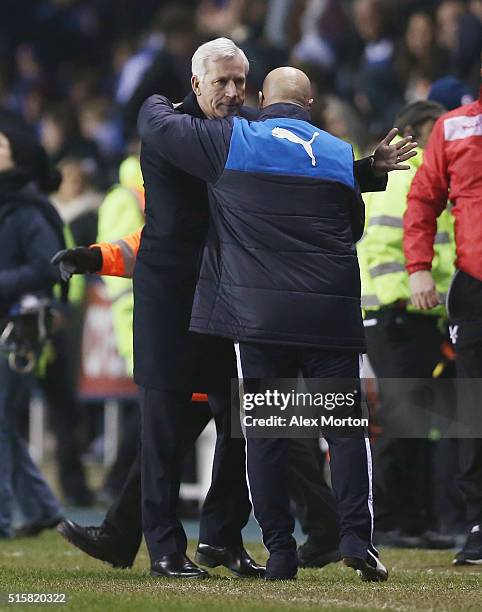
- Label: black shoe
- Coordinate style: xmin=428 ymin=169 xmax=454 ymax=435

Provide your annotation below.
xmin=297 ymin=535 xmax=341 ymax=568
xmin=453 ymin=525 xmax=482 ymax=565
xmin=343 ymin=551 xmax=388 ymax=582
xmin=57 ymin=520 xmax=136 ymax=569
xmin=14 ymin=516 xmax=63 ymax=538
xmin=265 ymin=552 xmax=298 ymax=581
xmin=151 ymin=553 xmax=209 ymax=579
xmin=195 ymin=543 xmax=265 ymax=578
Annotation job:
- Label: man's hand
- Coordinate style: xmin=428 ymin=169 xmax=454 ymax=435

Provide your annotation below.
xmin=51 ymin=247 xmax=103 ymax=281
xmin=409 ymin=270 xmax=440 ymax=310
xmin=372 ymin=128 xmax=418 ymax=176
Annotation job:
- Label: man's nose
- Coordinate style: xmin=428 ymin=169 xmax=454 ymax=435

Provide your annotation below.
xmin=224 ymin=81 xmax=237 ymax=99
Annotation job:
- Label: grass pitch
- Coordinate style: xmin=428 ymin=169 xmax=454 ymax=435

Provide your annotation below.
xmin=0 ymin=533 xmax=481 ymax=612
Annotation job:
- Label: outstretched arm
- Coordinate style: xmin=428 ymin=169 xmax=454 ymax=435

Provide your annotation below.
xmin=137 ymin=95 xmax=231 ymax=183
xmin=355 ymin=128 xmax=419 ymax=193
xmin=52 ymin=229 xmax=143 ymax=280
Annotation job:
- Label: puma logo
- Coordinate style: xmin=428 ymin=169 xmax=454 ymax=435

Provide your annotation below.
xmin=271 ymin=127 xmax=320 ymax=166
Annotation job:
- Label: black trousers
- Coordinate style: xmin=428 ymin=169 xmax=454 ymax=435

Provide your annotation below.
xmin=102 ymin=421 xmax=339 ymax=559
xmin=140 ymin=386 xmax=252 ymax=560
xmin=365 ymin=310 xmax=453 ymax=534
xmin=103 ymin=401 xmax=212 ymax=553
xmin=448 ymin=270 xmax=482 ymax=526
xmin=237 ymin=342 xmax=373 ymax=560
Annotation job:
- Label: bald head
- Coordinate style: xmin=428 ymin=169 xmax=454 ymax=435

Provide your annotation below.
xmin=260 ymin=67 xmax=313 ymax=110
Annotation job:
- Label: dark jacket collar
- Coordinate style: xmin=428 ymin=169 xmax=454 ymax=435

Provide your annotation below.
xmin=258 ymin=103 xmax=310 ymax=123
xmin=180 ymin=90 xmax=259 ymax=121
xmin=180 ymin=91 xmax=206 ymax=119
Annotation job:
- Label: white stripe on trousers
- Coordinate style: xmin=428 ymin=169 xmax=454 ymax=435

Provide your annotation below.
xmin=234 ymin=342 xmax=264 ymax=543
xmin=359 ymin=353 xmax=377 ymax=555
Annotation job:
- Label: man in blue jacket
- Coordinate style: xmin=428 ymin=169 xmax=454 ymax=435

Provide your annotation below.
xmin=137 ymin=66 xmax=396 ymax=581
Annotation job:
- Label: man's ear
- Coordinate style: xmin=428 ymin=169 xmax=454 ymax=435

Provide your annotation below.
xmin=308 ymin=98 xmax=314 ymax=110
xmin=192 ymin=75 xmax=201 ymax=96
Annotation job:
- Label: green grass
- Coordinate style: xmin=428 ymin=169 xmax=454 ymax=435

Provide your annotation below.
xmin=0 ymin=533 xmax=481 ymax=612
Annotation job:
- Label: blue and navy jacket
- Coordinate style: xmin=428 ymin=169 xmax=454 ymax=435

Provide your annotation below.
xmin=138 ymin=96 xmax=366 ymax=351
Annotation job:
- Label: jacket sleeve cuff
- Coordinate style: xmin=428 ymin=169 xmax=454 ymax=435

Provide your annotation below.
xmin=406 ymin=263 xmax=432 ymax=274
xmin=91 ymin=243 xmax=126 ymax=277
xmin=354 ymin=157 xmax=388 ymax=193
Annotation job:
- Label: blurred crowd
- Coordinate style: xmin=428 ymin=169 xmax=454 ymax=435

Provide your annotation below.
xmin=0 ymin=0 xmax=481 ymax=535
xmin=0 ymin=0 xmax=481 ymax=192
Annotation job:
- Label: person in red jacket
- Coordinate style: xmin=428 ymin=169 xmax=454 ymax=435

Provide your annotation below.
xmin=404 ymin=69 xmax=482 ymax=565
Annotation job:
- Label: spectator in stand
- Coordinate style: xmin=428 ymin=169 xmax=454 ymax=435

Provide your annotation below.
xmin=291 ymin=0 xmax=352 ymax=77
xmin=52 ymin=157 xmax=102 ymax=247
xmin=115 ymin=33 xmax=163 ymax=107
xmin=7 ymin=44 xmax=46 ymax=119
xmin=319 ymin=95 xmax=365 ymax=159
xmin=196 ymin=0 xmax=247 ymax=38
xmin=404 ymin=64 xmax=482 ymax=565
xmin=435 ymin=0 xmax=482 ymax=89
xmin=471 ymin=0 xmax=482 ymax=21
xmin=428 ymin=76 xmax=475 ymax=110
xmin=436 ymin=0 xmax=466 ymax=57
xmin=459 ymin=1 xmax=482 ymax=90
xmin=29 ymin=0 xmax=106 ymax=68
xmin=78 ymin=98 xmax=124 ymax=166
xmin=352 ymin=0 xmax=404 ymax=137
xmin=396 ymin=12 xmax=450 ymax=101
xmin=40 ymin=104 xmax=100 ymax=176
xmin=122 ymin=5 xmax=201 ymax=137
xmin=21 ymin=88 xmax=46 ymax=131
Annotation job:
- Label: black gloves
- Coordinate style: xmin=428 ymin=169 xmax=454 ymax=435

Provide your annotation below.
xmin=51 ymin=247 xmax=103 ymax=281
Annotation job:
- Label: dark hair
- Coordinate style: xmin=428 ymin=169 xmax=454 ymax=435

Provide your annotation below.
xmin=394 ymin=100 xmax=445 ymax=134
xmin=0 ymin=125 xmax=61 ymax=193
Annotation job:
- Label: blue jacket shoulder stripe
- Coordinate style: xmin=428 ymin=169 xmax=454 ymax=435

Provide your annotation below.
xmin=225 ymin=117 xmax=355 ymax=189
